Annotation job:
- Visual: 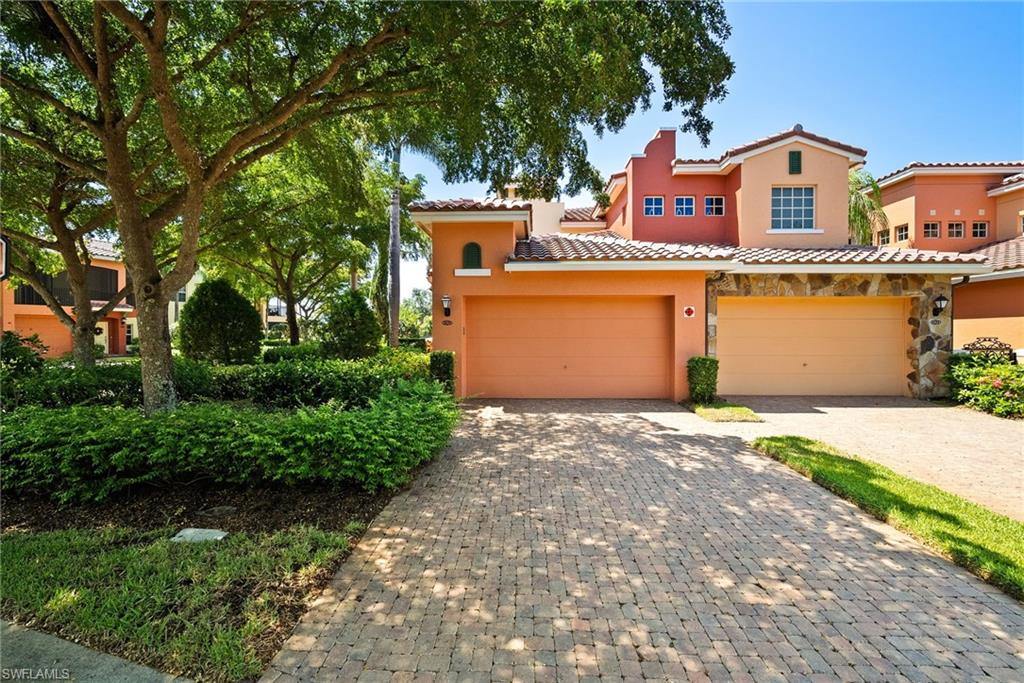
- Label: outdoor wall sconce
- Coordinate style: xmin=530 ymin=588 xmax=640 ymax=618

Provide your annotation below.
xmin=441 ymin=294 xmax=452 ymax=317
xmin=932 ymin=294 xmax=949 ymax=317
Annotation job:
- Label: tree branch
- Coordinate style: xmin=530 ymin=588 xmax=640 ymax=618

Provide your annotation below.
xmin=0 ymin=74 xmax=103 ymax=135
xmin=40 ymin=1 xmax=98 ymax=86
xmin=8 ymin=261 xmax=76 ymax=328
xmin=1 ymin=228 xmax=59 ymax=251
xmin=1 ymin=126 xmax=106 ymax=181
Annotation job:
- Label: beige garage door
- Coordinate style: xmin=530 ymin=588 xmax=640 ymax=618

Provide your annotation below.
xmin=465 ymin=296 xmax=672 ymax=398
xmin=716 ymin=296 xmax=909 ymax=396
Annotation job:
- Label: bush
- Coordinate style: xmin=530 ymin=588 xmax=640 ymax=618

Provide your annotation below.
xmin=399 ymin=338 xmax=429 ymax=352
xmin=947 ymin=360 xmax=1024 ymax=418
xmin=321 ymin=291 xmax=381 ymax=360
xmin=179 ymin=279 xmax=262 ymax=364
xmin=263 ymin=342 xmax=323 ymax=363
xmin=126 ymin=341 xmax=140 ymax=356
xmin=429 ymin=350 xmax=454 ymax=391
xmin=93 ymin=343 xmax=106 ymax=359
xmin=687 ymin=356 xmax=719 ymax=404
xmin=1 ymin=380 xmax=459 ymax=503
xmin=1 ymin=331 xmax=47 ymax=379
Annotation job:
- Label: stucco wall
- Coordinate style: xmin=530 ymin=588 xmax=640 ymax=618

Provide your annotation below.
xmin=954 ymin=277 xmax=1024 ymax=349
xmin=707 ymin=273 xmax=954 ymax=398
xmin=906 ymin=175 xmax=1002 ymax=251
xmin=995 ymin=191 xmax=1024 ymax=241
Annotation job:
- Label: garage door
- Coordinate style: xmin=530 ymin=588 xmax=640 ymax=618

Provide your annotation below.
xmin=465 ymin=296 xmax=672 ymax=398
xmin=716 ymin=297 xmax=909 ymax=396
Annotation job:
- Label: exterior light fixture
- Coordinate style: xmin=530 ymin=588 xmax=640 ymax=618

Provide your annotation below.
xmin=932 ymin=294 xmax=949 ymax=317
xmin=441 ymin=294 xmax=452 ymax=317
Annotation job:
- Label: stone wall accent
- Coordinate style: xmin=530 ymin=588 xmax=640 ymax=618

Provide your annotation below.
xmin=706 ymin=273 xmax=954 ymax=398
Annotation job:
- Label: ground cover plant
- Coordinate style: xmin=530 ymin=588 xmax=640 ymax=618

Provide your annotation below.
xmin=945 ymin=354 xmax=1023 ymax=418
xmin=689 ymin=401 xmax=763 ymax=422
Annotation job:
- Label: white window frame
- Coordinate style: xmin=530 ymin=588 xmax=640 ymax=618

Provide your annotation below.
xmin=923 ymin=222 xmax=940 ymax=239
xmin=770 ymin=186 xmax=815 ymax=231
xmin=971 ymin=221 xmax=988 ymax=238
xmin=704 ymin=195 xmax=725 ymax=217
xmin=895 ymin=224 xmax=909 ymax=242
xmin=674 ymin=195 xmax=695 ymax=217
xmin=643 ymin=196 xmax=664 ymax=217
xmin=878 ymin=229 xmax=891 ymax=245
xmin=947 ymin=221 xmax=965 ymax=238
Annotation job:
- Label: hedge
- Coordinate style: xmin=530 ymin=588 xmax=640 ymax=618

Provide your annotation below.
xmin=686 ymin=356 xmax=718 ymax=404
xmin=1 ymin=381 xmax=458 ymax=503
xmin=5 ymin=351 xmax=430 ymax=410
xmin=946 ymin=355 xmax=1024 ymax=418
xmin=262 ymin=341 xmax=322 ymax=363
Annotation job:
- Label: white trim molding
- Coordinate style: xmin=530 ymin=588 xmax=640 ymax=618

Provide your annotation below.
xmin=765 ymin=229 xmax=825 ymax=234
xmin=559 ymin=221 xmax=607 ymax=229
xmin=952 ymin=267 xmax=1024 ymax=284
xmin=988 ymin=179 xmax=1024 ymax=196
xmin=878 ymin=165 xmax=1024 ymax=190
xmin=731 ymin=263 xmax=992 ymax=275
xmin=505 ymin=260 xmax=739 ymax=272
xmin=412 ymin=210 xmax=531 ymax=226
xmin=673 ymin=134 xmax=866 ymax=176
xmin=454 ymin=268 xmax=492 ymax=277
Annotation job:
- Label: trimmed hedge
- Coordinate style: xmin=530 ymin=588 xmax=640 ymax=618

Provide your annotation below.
xmin=946 ymin=355 xmax=1024 ymax=418
xmin=5 ymin=352 xmax=430 ymax=410
xmin=429 ymin=350 xmax=455 ymax=391
xmin=686 ymin=356 xmax=718 ymax=404
xmin=262 ymin=342 xmax=323 ymax=363
xmin=2 ymin=381 xmax=458 ymax=503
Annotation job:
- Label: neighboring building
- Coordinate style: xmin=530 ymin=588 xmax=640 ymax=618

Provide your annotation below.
xmin=263 ymin=297 xmax=289 ymax=329
xmin=124 ymin=268 xmax=205 ymax=345
xmin=412 ymin=125 xmax=991 ymax=401
xmin=873 ymin=164 xmax=1024 ymax=351
xmin=0 ymin=240 xmax=133 ymax=356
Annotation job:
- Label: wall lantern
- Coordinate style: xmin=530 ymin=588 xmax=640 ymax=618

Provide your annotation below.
xmin=441 ymin=294 xmax=452 ymax=317
xmin=932 ymin=294 xmax=949 ymax=317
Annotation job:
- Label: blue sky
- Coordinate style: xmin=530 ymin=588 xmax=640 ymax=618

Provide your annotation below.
xmin=400 ymin=1 xmax=1024 ymax=296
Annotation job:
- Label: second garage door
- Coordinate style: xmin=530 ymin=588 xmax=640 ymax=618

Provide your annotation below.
xmin=716 ymin=296 xmax=910 ymax=396
xmin=465 ymin=296 xmax=672 ymax=398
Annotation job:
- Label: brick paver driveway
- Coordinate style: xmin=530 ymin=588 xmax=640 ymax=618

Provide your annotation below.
xmin=264 ymin=401 xmax=1024 ymax=682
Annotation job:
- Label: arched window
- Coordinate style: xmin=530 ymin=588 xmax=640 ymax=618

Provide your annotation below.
xmin=462 ymin=242 xmax=482 ymax=269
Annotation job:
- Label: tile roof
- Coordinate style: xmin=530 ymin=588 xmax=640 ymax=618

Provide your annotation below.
xmin=562 ymin=206 xmax=600 ymax=222
xmin=730 ymin=245 xmax=988 ymax=266
xmin=998 ymin=172 xmax=1024 ymax=186
xmin=876 ymin=161 xmax=1024 ymax=184
xmin=674 ymin=124 xmax=867 ymax=166
xmin=968 ymin=235 xmax=1024 ymax=271
xmin=511 ymin=231 xmax=733 ymax=262
xmin=409 ymin=198 xmax=531 ymax=212
xmin=86 ymin=239 xmax=120 ymax=260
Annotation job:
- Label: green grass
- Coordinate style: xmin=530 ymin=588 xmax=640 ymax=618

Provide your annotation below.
xmin=690 ymin=401 xmax=763 ymax=422
xmin=752 ymin=436 xmax=1024 ymax=600
xmin=0 ymin=524 xmax=361 ymax=681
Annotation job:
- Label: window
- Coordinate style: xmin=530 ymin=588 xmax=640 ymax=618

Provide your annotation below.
xmin=462 ymin=242 xmax=482 ymax=269
xmin=972 ymin=221 xmax=988 ymax=238
xmin=788 ymin=150 xmax=802 ymax=174
xmin=878 ymin=229 xmax=890 ymax=245
xmin=923 ymin=222 xmax=940 ymax=238
xmin=125 ymin=324 xmax=133 ymax=345
xmin=177 ymin=288 xmax=187 ymax=302
xmin=704 ymin=196 xmax=725 ymax=216
xmin=674 ymin=196 xmax=695 ymax=217
xmin=643 ymin=196 xmax=664 ymax=216
xmin=895 ymin=224 xmax=909 ymax=241
xmin=770 ymin=187 xmax=815 ymax=230
xmin=947 ymin=222 xmax=964 ymax=238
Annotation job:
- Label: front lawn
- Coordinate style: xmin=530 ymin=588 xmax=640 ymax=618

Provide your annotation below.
xmin=752 ymin=436 xmax=1024 ymax=600
xmin=689 ymin=400 xmax=763 ymax=422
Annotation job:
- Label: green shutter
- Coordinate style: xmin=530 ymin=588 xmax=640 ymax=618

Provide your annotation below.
xmin=788 ymin=150 xmax=802 ymax=174
xmin=462 ymin=242 xmax=482 ymax=269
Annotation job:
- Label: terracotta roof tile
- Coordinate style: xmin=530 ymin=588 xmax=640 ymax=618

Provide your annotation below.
xmin=673 ymin=124 xmax=867 ymax=166
xmin=86 ymin=239 xmax=120 ymax=260
xmin=876 ymin=161 xmax=1024 ymax=184
xmin=968 ymin=235 xmax=1024 ymax=271
xmin=409 ymin=197 xmax=531 ymax=212
xmin=731 ymin=245 xmax=988 ymax=266
xmin=562 ymin=206 xmax=600 ymax=222
xmin=511 ymin=231 xmax=732 ymax=262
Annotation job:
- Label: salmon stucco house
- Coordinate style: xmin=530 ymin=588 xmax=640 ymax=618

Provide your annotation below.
xmin=412 ymin=126 xmax=992 ymax=401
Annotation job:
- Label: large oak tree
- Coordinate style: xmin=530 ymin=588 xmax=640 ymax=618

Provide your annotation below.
xmin=1 ymin=0 xmax=733 ymax=412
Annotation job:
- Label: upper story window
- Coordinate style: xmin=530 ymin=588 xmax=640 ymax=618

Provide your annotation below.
xmin=878 ymin=229 xmax=890 ymax=245
xmin=923 ymin=222 xmax=940 ymax=238
xmin=674 ymin=196 xmax=695 ymax=217
xmin=972 ymin=221 xmax=988 ymax=238
xmin=895 ymin=224 xmax=909 ymax=241
xmin=643 ymin=196 xmax=664 ymax=216
xmin=704 ymin=196 xmax=725 ymax=217
xmin=788 ymin=150 xmax=802 ymax=174
xmin=770 ymin=187 xmax=814 ymax=230
xmin=177 ymin=288 xmax=187 ymax=302
xmin=462 ymin=242 xmax=482 ymax=269
xmin=947 ymin=222 xmax=964 ymax=238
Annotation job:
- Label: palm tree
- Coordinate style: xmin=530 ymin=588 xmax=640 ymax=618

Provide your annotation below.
xmin=849 ymin=168 xmax=888 ymax=246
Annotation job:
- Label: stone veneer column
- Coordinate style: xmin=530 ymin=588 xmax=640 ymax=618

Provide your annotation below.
xmin=705 ymin=273 xmax=953 ymax=399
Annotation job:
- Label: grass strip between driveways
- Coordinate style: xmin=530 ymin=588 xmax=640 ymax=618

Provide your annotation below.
xmin=752 ymin=435 xmax=1024 ymax=601
xmin=0 ymin=524 xmax=362 ymax=681
xmin=690 ymin=401 xmax=763 ymax=422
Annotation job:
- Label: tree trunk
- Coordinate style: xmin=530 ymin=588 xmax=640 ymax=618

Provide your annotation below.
xmin=135 ymin=290 xmax=176 ymax=413
xmin=71 ymin=321 xmax=98 ymax=367
xmin=350 ymin=260 xmax=359 ymax=291
xmin=388 ymin=141 xmax=402 ymax=348
xmin=285 ymin=291 xmax=301 ymax=345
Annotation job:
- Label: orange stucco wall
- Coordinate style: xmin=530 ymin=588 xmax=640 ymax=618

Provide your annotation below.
xmin=954 ymin=277 xmax=1024 ymax=348
xmin=429 ymin=220 xmax=707 ymax=400
xmin=995 ymin=190 xmax=1024 ymax=241
xmin=880 ymin=174 xmax=1004 ymax=251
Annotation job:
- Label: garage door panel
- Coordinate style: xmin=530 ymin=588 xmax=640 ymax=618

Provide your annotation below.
xmin=465 ymin=296 xmax=672 ymax=398
xmin=717 ymin=296 xmax=909 ymax=396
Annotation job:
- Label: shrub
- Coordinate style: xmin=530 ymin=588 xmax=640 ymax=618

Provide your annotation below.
xmin=429 ymin=350 xmax=455 ymax=391
xmin=263 ymin=342 xmax=322 ymax=363
xmin=1 ymin=331 xmax=47 ymax=379
xmin=179 ymin=279 xmax=262 ymax=364
xmin=947 ymin=361 xmax=1024 ymax=418
xmin=399 ymin=338 xmax=429 ymax=352
xmin=686 ymin=356 xmax=719 ymax=404
xmin=945 ymin=352 xmax=1014 ymax=395
xmin=1 ymin=381 xmax=459 ymax=503
xmin=126 ymin=341 xmax=140 ymax=356
xmin=321 ymin=291 xmax=381 ymax=360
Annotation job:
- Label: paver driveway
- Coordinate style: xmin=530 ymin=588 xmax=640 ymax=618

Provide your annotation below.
xmin=264 ymin=401 xmax=1024 ymax=682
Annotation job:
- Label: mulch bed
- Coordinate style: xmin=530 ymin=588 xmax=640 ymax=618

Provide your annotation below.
xmin=2 ymin=482 xmax=394 ymax=534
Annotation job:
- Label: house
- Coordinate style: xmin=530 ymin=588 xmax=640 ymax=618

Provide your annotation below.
xmin=0 ymin=240 xmax=133 ymax=356
xmin=411 ymin=125 xmax=992 ymax=401
xmin=873 ymin=164 xmax=1024 ymax=350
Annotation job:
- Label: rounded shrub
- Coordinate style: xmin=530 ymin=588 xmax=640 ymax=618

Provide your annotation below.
xmin=320 ymin=291 xmax=382 ymax=360
xmin=686 ymin=356 xmax=719 ymax=404
xmin=179 ymin=279 xmax=262 ymax=364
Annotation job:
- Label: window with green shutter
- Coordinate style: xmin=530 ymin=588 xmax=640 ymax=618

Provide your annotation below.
xmin=788 ymin=150 xmax=802 ymax=174
xmin=462 ymin=242 xmax=482 ymax=269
